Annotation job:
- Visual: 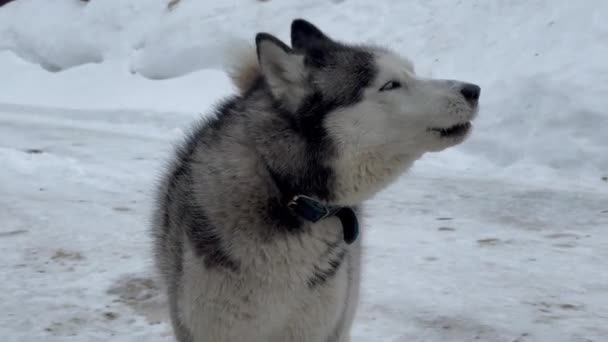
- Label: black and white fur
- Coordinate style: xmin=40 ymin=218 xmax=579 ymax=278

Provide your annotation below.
xmin=152 ymin=19 xmax=480 ymax=342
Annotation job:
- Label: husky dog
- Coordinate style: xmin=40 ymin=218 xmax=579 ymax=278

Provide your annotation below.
xmin=152 ymin=19 xmax=480 ymax=342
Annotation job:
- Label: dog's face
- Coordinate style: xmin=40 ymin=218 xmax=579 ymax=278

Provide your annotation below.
xmin=256 ymin=19 xmax=480 ymax=203
xmin=334 ymin=51 xmax=480 ymax=155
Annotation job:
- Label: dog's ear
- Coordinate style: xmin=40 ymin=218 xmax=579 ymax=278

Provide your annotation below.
xmin=256 ymin=33 xmax=307 ymax=110
xmin=291 ymin=19 xmax=332 ymax=51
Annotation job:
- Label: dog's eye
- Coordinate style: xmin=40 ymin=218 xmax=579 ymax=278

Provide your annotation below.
xmin=379 ymin=80 xmax=402 ymax=91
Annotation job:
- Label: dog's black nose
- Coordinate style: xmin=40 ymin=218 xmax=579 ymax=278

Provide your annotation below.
xmin=460 ymin=83 xmax=481 ymax=102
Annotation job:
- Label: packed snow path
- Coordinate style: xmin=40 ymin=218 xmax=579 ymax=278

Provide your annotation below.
xmin=1 ymin=104 xmax=606 ymax=341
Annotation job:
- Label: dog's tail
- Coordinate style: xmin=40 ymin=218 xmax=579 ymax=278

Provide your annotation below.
xmin=223 ymin=40 xmax=261 ymax=95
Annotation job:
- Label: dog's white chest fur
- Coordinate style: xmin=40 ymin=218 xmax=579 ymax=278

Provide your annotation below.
xmin=179 ymin=219 xmax=357 ymax=342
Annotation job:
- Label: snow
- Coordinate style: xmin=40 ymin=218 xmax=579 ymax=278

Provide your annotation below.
xmin=1 ymin=0 xmax=607 ymax=341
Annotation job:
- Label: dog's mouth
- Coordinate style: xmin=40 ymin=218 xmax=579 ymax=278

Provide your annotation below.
xmin=429 ymin=122 xmax=472 ymax=138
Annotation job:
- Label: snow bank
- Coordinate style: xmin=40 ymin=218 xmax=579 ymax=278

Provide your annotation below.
xmin=1 ymin=0 xmax=606 ymax=184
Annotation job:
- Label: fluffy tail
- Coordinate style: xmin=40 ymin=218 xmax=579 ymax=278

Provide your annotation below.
xmin=222 ymin=40 xmax=261 ymax=95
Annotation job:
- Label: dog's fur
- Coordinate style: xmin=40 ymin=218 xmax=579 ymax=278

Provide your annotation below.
xmin=152 ymin=19 xmax=480 ymax=342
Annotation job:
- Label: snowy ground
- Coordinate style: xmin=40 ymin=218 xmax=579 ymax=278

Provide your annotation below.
xmin=1 ymin=1 xmax=607 ymax=341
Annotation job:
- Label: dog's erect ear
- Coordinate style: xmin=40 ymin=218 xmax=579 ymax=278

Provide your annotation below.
xmin=291 ymin=19 xmax=332 ymax=51
xmin=256 ymin=33 xmax=307 ymax=110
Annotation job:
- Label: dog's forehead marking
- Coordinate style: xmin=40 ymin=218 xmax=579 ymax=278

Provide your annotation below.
xmin=311 ymin=46 xmax=376 ymax=103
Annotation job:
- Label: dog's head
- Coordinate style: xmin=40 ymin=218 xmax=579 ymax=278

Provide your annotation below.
xmin=254 ymin=19 xmax=480 ymax=203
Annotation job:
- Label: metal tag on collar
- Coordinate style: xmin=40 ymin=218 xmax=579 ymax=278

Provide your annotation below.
xmin=287 ymin=195 xmax=331 ymax=223
xmin=287 ymin=195 xmax=359 ymax=244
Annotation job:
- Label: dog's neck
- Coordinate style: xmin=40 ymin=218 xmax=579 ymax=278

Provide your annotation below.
xmin=330 ymin=150 xmax=420 ymax=206
xmin=261 ymin=139 xmax=419 ymax=208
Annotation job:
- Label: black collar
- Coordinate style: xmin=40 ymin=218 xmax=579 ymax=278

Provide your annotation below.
xmin=287 ymin=195 xmax=359 ymax=244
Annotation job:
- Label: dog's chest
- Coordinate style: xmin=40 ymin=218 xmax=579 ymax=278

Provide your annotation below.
xmin=247 ymin=219 xmax=352 ymax=336
xmin=240 ymin=245 xmax=351 ymax=341
xmin=181 ymin=218 xmax=353 ymax=340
